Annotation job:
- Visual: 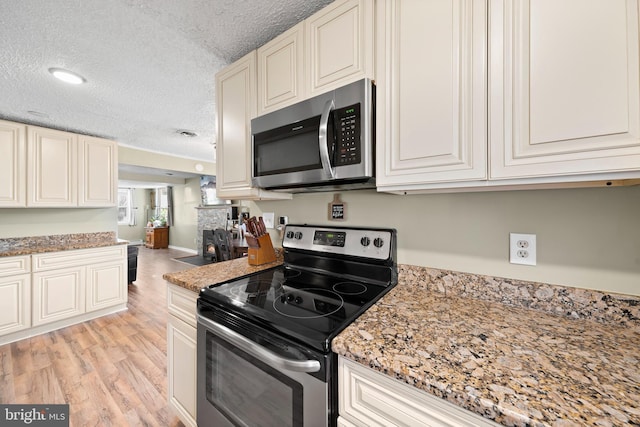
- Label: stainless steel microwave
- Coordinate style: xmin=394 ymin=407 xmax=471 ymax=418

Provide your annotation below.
xmin=251 ymin=78 xmax=375 ymax=192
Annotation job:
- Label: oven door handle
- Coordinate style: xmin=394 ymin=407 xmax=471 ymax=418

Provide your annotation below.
xmin=198 ymin=314 xmax=321 ymax=373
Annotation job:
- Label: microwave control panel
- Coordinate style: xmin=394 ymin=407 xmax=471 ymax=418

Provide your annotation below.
xmin=334 ymin=103 xmax=361 ymax=166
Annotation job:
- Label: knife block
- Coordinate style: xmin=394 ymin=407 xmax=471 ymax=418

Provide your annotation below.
xmin=247 ymin=234 xmax=277 ymax=265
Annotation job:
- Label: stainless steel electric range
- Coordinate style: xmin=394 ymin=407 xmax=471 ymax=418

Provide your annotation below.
xmin=196 ymin=224 xmax=397 ymax=427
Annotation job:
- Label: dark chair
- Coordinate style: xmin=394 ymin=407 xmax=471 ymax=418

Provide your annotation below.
xmin=213 ymin=229 xmax=234 ymax=261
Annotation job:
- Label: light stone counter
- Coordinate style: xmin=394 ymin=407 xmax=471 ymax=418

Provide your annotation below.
xmin=163 ymin=249 xmax=284 ymax=293
xmin=332 ymin=265 xmax=640 ymax=426
xmin=0 ymin=232 xmax=127 ymax=256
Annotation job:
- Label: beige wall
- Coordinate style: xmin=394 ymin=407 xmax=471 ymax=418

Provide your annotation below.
xmin=254 ymin=186 xmax=640 ymax=296
xmin=0 ymin=207 xmax=118 ymax=238
xmin=117 ymin=188 xmax=149 ymax=243
xmin=116 ymin=179 xmax=202 ymax=252
xmin=168 ymin=177 xmax=201 ymax=251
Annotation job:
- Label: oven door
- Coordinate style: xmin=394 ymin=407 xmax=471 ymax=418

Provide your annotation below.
xmin=197 ymin=313 xmax=329 ymax=427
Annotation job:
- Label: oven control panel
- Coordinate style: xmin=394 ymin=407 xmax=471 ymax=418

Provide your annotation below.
xmin=283 ymin=225 xmax=394 ymax=260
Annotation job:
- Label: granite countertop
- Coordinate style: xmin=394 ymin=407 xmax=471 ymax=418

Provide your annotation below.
xmin=332 ymin=267 xmax=640 ymax=426
xmin=0 ymin=232 xmax=127 ymax=257
xmin=163 ymin=250 xmax=284 ymax=293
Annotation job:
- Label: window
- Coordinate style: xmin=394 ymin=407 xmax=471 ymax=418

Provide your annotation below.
xmin=118 ymin=189 xmax=132 ymax=225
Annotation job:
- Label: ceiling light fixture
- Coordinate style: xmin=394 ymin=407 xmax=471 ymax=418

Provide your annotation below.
xmin=177 ymin=130 xmax=198 ymax=137
xmin=48 ymin=68 xmax=86 ymax=85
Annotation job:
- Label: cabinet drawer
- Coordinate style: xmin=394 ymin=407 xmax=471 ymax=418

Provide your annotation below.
xmin=32 ymin=246 xmax=126 ymax=272
xmin=167 ymin=284 xmax=197 ymax=328
xmin=0 ymin=255 xmax=30 ymax=277
xmin=339 ymin=357 xmax=501 ymax=427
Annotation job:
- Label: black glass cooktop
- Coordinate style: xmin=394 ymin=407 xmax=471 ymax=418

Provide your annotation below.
xmin=198 ymin=265 xmax=393 ymax=352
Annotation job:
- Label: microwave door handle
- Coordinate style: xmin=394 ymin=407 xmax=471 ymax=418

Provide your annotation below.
xmin=197 ymin=314 xmax=321 ymax=373
xmin=318 ymin=99 xmax=336 ymax=179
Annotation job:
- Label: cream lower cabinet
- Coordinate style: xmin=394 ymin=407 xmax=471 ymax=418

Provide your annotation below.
xmin=31 ymin=246 xmax=127 ymax=327
xmin=0 ymin=120 xmax=26 ymax=207
xmin=32 ymin=266 xmax=85 ymax=326
xmin=339 ymin=357 xmax=501 ymax=427
xmin=86 ymin=259 xmax=127 ymax=312
xmin=166 ymin=283 xmax=198 ymax=427
xmin=0 ymin=256 xmax=31 ymax=336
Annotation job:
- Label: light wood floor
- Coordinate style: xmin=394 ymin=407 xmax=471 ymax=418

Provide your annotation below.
xmin=0 ymin=245 xmax=196 ymax=426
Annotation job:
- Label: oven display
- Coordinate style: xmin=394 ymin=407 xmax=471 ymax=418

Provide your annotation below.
xmin=313 ymin=231 xmax=346 ymax=247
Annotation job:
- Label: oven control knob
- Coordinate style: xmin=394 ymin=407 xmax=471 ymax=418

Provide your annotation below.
xmin=294 ymin=296 xmax=303 ymax=304
xmin=294 ymin=232 xmax=303 ymax=240
xmin=373 ymin=237 xmax=384 ymax=248
xmin=286 ymin=294 xmax=295 ymax=302
xmin=360 ymin=236 xmax=370 ymax=247
xmin=286 ymin=231 xmax=294 ymax=239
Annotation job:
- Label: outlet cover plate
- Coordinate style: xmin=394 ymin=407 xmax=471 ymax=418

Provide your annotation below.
xmin=510 ymin=233 xmax=537 ymax=266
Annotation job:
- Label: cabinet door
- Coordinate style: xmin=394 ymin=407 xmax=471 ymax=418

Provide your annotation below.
xmin=78 ymin=135 xmax=117 ymax=207
xmin=215 ymin=52 xmax=292 ymax=200
xmin=86 ymin=260 xmax=126 ymax=312
xmin=489 ymin=0 xmax=640 ymax=179
xmin=32 ymin=267 xmax=85 ymax=326
xmin=216 ymin=51 xmax=258 ymax=197
xmin=257 ymin=22 xmax=305 ymax=115
xmin=27 ymin=126 xmax=77 ymax=207
xmin=0 ymin=120 xmax=26 ymax=207
xmin=167 ymin=315 xmax=197 ymax=427
xmin=0 ymin=274 xmax=30 ymax=336
xmin=339 ymin=357 xmax=501 ymax=426
xmin=306 ymin=0 xmax=374 ymax=96
xmin=376 ymin=0 xmax=488 ymax=192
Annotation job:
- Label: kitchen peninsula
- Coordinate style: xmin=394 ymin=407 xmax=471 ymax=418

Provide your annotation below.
xmin=165 ymin=260 xmax=640 ymax=426
xmin=0 ymin=232 xmax=128 ymax=346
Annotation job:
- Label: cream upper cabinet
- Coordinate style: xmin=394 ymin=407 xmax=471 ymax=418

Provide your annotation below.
xmin=489 ymin=0 xmax=640 ymax=180
xmin=0 ymin=120 xmax=26 ymax=207
xmin=306 ymin=0 xmax=374 ymax=97
xmin=216 ymin=51 xmax=258 ymax=197
xmin=375 ymin=0 xmax=488 ymax=192
xmin=216 ymin=51 xmax=291 ymax=200
xmin=257 ymin=23 xmax=305 ymax=115
xmin=257 ymin=0 xmax=374 ymax=115
xmin=27 ymin=125 xmax=78 ymax=207
xmin=78 ymin=135 xmax=118 ymax=207
xmin=1 ymin=120 xmax=117 ymax=208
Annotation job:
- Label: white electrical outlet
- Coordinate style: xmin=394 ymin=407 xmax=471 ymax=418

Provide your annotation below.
xmin=510 ymin=233 xmax=537 ymax=266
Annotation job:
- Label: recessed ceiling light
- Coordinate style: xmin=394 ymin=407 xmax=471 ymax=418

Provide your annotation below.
xmin=48 ymin=68 xmax=86 ymax=85
xmin=177 ymin=130 xmax=198 ymax=137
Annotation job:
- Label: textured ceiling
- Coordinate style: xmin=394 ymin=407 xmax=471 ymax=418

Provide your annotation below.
xmin=0 ymin=0 xmax=333 ymax=163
